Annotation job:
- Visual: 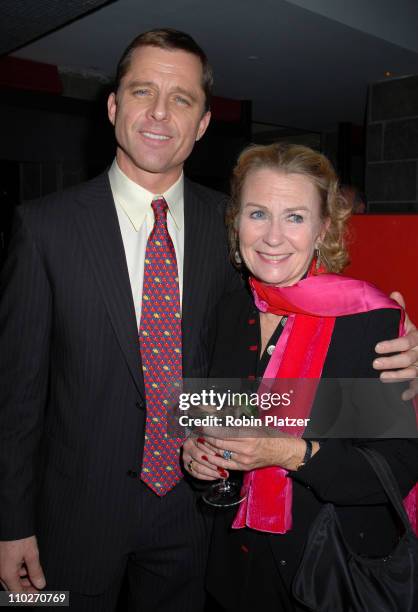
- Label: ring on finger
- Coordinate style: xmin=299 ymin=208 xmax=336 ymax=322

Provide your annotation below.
xmin=188 ymin=459 xmax=194 ymax=472
xmin=223 ymin=449 xmax=233 ymax=461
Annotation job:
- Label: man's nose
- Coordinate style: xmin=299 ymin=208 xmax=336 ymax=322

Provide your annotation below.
xmin=149 ymin=94 xmax=169 ymax=121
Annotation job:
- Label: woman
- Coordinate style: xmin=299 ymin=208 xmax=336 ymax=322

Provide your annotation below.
xmin=182 ymin=143 xmax=418 ymax=611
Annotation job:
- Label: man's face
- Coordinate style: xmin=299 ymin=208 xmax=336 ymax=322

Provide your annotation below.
xmin=108 ymin=45 xmax=211 ymax=191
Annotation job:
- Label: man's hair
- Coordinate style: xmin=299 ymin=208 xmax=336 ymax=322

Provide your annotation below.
xmin=114 ymin=28 xmax=213 ymax=112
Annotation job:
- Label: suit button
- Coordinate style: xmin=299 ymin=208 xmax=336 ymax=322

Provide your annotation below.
xmin=279 ymin=559 xmax=287 ymax=566
xmin=136 ymin=400 xmax=145 ymax=409
xmin=126 ymin=470 xmax=138 ymax=478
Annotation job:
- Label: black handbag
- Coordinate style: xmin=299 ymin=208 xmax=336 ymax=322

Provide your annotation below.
xmin=292 ymin=447 xmax=418 ymax=612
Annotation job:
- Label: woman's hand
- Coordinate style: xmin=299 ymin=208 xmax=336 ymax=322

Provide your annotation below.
xmin=195 ymin=433 xmax=310 ymax=473
xmin=182 ymin=436 xmax=223 ymax=481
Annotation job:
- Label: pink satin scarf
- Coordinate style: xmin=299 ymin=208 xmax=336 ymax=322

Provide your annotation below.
xmin=232 ymin=269 xmax=417 ymax=534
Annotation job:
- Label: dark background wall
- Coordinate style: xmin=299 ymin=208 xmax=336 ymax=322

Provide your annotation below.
xmin=366 ymin=74 xmax=418 ymax=212
xmin=0 ymin=85 xmax=114 ymax=259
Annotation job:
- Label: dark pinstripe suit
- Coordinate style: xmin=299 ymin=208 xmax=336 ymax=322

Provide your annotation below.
xmin=0 ymin=172 xmax=240 ymax=607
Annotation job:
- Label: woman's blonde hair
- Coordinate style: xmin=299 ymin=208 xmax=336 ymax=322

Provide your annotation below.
xmin=227 ymin=142 xmax=351 ymax=273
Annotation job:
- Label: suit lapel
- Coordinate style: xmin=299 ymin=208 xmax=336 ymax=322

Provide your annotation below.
xmin=182 ymin=179 xmax=213 ymax=374
xmin=74 ymin=173 xmax=144 ymax=396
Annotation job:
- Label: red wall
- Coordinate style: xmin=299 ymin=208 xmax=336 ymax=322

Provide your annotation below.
xmin=0 ymin=57 xmax=62 ymax=94
xmin=344 ymin=215 xmax=418 ymax=321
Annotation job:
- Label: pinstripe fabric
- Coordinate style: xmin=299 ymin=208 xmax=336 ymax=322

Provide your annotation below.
xmin=127 ymin=480 xmax=210 ymax=611
xmin=0 ymin=172 xmax=241 ymax=596
xmin=46 ymin=481 xmax=210 ymax=611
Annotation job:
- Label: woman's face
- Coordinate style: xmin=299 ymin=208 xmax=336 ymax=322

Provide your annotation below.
xmin=238 ymin=168 xmax=329 ymax=286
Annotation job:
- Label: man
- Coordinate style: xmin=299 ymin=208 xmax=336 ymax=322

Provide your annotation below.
xmin=0 ymin=28 xmax=417 ymax=612
xmin=0 ymin=29 xmax=239 ymax=611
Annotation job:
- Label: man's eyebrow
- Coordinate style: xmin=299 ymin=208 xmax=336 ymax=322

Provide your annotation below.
xmin=125 ymin=80 xmax=154 ymax=90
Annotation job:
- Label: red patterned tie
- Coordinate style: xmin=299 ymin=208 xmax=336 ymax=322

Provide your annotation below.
xmin=139 ymin=197 xmax=183 ymax=495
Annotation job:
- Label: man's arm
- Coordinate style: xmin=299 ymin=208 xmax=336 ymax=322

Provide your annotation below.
xmin=372 ymin=292 xmax=418 ymax=399
xmin=0 ymin=207 xmax=50 ymax=589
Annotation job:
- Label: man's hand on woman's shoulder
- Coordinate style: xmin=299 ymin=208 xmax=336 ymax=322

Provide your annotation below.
xmin=373 ymin=292 xmax=418 ymax=400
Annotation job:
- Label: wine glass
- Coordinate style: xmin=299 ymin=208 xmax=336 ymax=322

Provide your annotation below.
xmin=200 ymin=398 xmax=249 ymax=508
xmin=201 ymin=468 xmax=246 ymax=507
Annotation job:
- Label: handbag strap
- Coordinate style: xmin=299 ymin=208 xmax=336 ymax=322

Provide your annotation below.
xmin=357 ymin=446 xmax=413 ymax=533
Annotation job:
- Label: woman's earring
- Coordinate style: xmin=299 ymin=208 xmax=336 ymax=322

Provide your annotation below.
xmin=234 ymin=249 xmax=242 ymax=265
xmin=315 ymin=246 xmax=321 ymax=270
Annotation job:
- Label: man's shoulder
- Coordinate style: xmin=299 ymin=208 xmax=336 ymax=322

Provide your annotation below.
xmin=184 ymin=177 xmax=228 ymax=208
xmin=19 ymin=172 xmax=111 ymax=218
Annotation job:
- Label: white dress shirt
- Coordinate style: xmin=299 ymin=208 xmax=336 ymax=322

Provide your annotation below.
xmin=108 ymin=159 xmax=185 ymax=329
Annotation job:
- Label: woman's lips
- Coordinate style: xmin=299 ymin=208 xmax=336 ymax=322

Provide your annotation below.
xmin=257 ymin=252 xmax=291 ymax=264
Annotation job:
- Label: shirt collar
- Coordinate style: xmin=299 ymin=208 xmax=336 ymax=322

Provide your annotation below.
xmin=108 ymin=159 xmax=184 ymax=231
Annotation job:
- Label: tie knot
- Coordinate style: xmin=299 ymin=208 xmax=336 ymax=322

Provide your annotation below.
xmin=151 ymin=197 xmax=168 ymax=220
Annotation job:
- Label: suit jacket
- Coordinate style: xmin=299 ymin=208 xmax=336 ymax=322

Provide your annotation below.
xmin=206 ymin=287 xmax=418 ymax=608
xmin=0 ymin=172 xmax=240 ymax=592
